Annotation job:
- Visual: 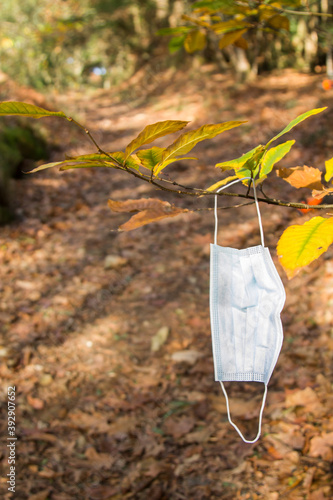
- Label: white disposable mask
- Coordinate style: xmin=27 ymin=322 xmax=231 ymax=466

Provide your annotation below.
xmin=210 ymin=177 xmax=286 ymax=443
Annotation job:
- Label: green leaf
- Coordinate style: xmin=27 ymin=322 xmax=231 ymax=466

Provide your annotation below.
xmin=112 ymin=151 xmax=141 ymax=170
xmin=218 ymin=29 xmax=247 ymax=50
xmin=236 ymin=146 xmax=266 ymax=180
xmin=136 ymin=147 xmax=164 ymax=170
xmin=169 ymin=35 xmax=186 ymax=54
xmin=184 ymin=30 xmax=207 ymax=53
xmin=206 ymin=175 xmax=238 ymax=191
xmin=125 ymin=120 xmax=189 ymax=160
xmin=324 ymin=157 xmax=333 ymax=182
xmin=267 ymin=107 xmax=327 ymax=146
xmin=260 ymin=140 xmax=295 ymax=177
xmin=157 ymin=121 xmax=246 ymax=170
xmin=216 ymin=145 xmax=264 ymax=171
xmin=0 ymin=101 xmax=67 ymax=119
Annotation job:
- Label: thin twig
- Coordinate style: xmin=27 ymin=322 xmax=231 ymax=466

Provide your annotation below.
xmin=276 ymin=7 xmax=333 ymax=17
xmin=67 ymin=117 xmax=125 ymax=169
xmin=67 ymin=116 xmax=333 ymax=212
xmin=191 ymin=201 xmax=255 ymax=212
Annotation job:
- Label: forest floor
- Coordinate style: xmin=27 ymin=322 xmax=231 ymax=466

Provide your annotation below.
xmin=0 ymin=66 xmax=333 ymax=500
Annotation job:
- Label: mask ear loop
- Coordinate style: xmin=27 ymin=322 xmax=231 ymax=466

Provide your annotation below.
xmin=214 ymin=177 xmax=265 ymax=247
xmin=220 ymin=382 xmax=268 ymax=444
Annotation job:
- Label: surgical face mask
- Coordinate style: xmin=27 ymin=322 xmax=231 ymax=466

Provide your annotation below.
xmin=210 ymin=177 xmax=286 ymax=443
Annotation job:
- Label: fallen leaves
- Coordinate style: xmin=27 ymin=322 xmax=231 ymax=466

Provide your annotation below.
xmin=27 ymin=394 xmax=45 ymax=410
xmin=163 ymin=416 xmax=196 ymax=438
xmin=285 ymin=387 xmax=320 ymax=411
xmin=84 ymin=446 xmax=115 ymax=469
xmin=86 ymin=485 xmax=118 ymax=500
xmin=309 ymin=433 xmax=333 ymax=461
xmin=108 ymin=197 xmax=190 ymax=231
xmin=2 ymin=71 xmax=333 ymax=500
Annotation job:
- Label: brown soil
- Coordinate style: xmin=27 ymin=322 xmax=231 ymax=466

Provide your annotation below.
xmin=0 ymin=67 xmax=333 ymax=500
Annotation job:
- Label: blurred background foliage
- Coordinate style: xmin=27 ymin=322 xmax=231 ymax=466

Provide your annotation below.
xmin=0 ymin=0 xmax=332 ymax=91
xmin=158 ymin=0 xmax=333 ymax=80
xmin=0 ymin=0 xmax=191 ymax=89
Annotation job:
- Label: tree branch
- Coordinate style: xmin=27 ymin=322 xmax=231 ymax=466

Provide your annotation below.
xmin=275 ymin=8 xmax=333 ymax=17
xmin=68 ymin=117 xmax=333 ymax=212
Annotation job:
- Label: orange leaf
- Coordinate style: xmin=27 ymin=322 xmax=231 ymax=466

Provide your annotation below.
xmin=298 ymin=196 xmax=322 ymax=214
xmin=311 ymin=187 xmax=333 ymax=200
xmin=322 ymin=79 xmax=332 ymax=91
xmin=266 ymin=446 xmax=284 ymax=460
xmin=277 ymin=165 xmax=323 ymax=190
xmin=108 ymin=198 xmax=190 ymax=231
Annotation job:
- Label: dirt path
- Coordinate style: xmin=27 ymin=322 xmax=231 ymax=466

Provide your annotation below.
xmin=0 ymin=68 xmax=333 ymax=499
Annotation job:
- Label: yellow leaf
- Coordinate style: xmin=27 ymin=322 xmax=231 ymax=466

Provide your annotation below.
xmin=267 ymin=14 xmax=289 ymax=31
xmin=324 ymin=157 xmax=333 ymax=182
xmin=258 ymin=5 xmax=277 ymax=22
xmin=277 ymin=165 xmax=323 ymax=190
xmin=125 ymin=120 xmax=189 ymax=159
xmin=0 ymin=101 xmax=67 ymax=119
xmin=211 ymin=20 xmax=251 ymax=34
xmin=153 ymin=156 xmax=198 ymax=176
xmin=181 ymin=14 xmax=211 ymax=28
xmin=234 ymin=36 xmax=248 ymax=50
xmin=216 ymin=145 xmax=263 ymax=171
xmin=277 ymin=217 xmax=333 ymax=279
xmin=157 ymin=121 xmax=246 ymax=172
xmin=218 ymin=29 xmax=247 ymax=50
xmin=29 ymin=159 xmax=110 ymax=173
xmin=206 ymin=175 xmax=238 ymax=191
xmin=184 ymin=30 xmax=206 ymax=53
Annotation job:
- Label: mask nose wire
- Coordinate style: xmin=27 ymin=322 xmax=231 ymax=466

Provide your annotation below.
xmin=220 ymin=382 xmax=268 ymax=444
xmin=214 ymin=177 xmax=265 ymax=247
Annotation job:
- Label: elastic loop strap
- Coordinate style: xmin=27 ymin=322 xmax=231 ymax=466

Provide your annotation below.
xmin=220 ymin=382 xmax=268 ymax=444
xmin=214 ymin=177 xmax=265 ymax=247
